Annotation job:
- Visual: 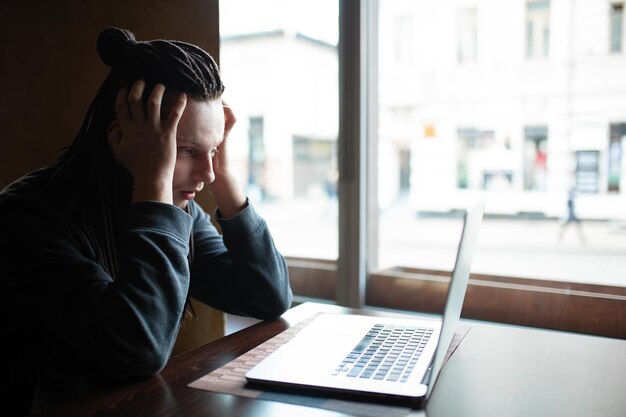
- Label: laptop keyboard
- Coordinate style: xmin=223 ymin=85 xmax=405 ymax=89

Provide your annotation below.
xmin=332 ymin=323 xmax=434 ymax=383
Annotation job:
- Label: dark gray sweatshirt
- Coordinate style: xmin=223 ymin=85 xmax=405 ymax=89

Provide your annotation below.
xmin=0 ymin=166 xmax=292 ymax=416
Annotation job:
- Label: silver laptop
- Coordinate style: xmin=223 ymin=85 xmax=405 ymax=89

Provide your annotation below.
xmin=246 ymin=196 xmax=485 ymax=404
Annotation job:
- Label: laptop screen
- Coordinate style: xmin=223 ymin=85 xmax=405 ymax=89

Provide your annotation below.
xmin=426 ymin=195 xmax=485 ymax=398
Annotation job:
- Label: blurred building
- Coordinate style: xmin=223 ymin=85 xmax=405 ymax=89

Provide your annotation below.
xmin=221 ymin=0 xmax=626 ymax=221
xmin=220 ymin=29 xmax=338 ymax=202
xmin=379 ymin=0 xmax=626 ymax=220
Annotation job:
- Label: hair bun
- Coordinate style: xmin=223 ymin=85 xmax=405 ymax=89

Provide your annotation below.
xmin=97 ymin=27 xmax=137 ymax=67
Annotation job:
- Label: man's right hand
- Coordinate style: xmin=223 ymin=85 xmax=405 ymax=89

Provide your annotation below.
xmin=107 ymin=79 xmax=187 ymax=205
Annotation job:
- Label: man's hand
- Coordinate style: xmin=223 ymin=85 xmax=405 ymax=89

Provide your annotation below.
xmin=212 ymin=102 xmax=236 ymax=176
xmin=108 ymin=80 xmax=187 ymax=205
xmin=209 ymin=101 xmax=247 ymax=217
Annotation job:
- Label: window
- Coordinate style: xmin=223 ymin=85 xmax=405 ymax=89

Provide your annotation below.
xmin=219 ymin=0 xmax=339 ymax=260
xmin=574 ymin=150 xmax=600 ymax=194
xmin=246 ymin=116 xmax=265 ymax=202
xmin=608 ymin=123 xmax=626 ymax=193
xmin=523 ymin=126 xmax=548 ymax=191
xmin=457 ymin=8 xmax=477 ymax=64
xmin=526 ymin=0 xmax=550 ymax=59
xmin=374 ymin=0 xmax=626 ymax=338
xmin=221 ymin=1 xmax=626 ymax=339
xmin=611 ymin=3 xmax=624 ymax=53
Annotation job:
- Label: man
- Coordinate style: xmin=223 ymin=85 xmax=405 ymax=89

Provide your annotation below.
xmin=0 ymin=27 xmax=291 ymax=416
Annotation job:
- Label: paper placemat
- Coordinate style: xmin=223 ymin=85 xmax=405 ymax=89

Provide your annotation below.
xmin=189 ymin=313 xmax=470 ymax=417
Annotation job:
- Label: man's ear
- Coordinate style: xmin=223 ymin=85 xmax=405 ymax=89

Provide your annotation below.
xmin=107 ymin=121 xmax=122 ymax=162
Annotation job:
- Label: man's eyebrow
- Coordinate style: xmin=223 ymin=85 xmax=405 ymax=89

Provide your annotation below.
xmin=177 ymin=136 xmax=222 ymax=151
xmin=177 ymin=136 xmax=204 ymax=146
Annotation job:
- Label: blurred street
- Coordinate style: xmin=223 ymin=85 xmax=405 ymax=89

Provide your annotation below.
xmin=255 ymin=198 xmax=626 ymax=287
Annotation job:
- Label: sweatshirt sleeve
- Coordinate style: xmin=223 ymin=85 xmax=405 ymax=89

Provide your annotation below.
xmin=1 ymin=200 xmax=193 ymax=377
xmin=187 ymin=199 xmax=292 ymax=320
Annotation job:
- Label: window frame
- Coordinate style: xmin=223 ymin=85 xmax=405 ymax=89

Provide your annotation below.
xmin=290 ymin=0 xmax=626 ymax=340
xmin=287 ymin=256 xmax=626 ymax=339
xmin=216 ymin=1 xmax=624 ymax=337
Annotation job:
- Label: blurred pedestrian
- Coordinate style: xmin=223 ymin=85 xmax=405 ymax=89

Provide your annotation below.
xmin=559 ymin=187 xmax=585 ymax=243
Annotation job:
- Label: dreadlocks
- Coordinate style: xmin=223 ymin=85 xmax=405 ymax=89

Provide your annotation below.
xmin=49 ymin=27 xmax=224 ymax=280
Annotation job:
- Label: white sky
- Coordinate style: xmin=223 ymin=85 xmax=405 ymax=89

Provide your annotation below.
xmin=220 ymin=0 xmax=339 ymax=45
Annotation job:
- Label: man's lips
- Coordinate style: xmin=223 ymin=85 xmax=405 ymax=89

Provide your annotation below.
xmin=180 ymin=190 xmax=198 ymax=200
xmin=178 ymin=184 xmax=203 ymax=200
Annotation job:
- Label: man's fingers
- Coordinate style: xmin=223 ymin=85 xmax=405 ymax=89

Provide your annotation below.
xmin=164 ymin=92 xmax=188 ymax=132
xmin=148 ymin=84 xmax=166 ymax=126
xmin=128 ymin=79 xmax=146 ymax=120
xmin=114 ymin=87 xmax=131 ymax=126
xmin=222 ymin=102 xmax=237 ymax=142
xmin=223 ymin=102 xmax=236 ymax=127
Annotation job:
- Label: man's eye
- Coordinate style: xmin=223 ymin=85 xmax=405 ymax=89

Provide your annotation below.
xmin=179 ymin=147 xmax=193 ymax=156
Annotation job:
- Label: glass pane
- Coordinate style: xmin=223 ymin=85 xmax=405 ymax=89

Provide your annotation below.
xmin=376 ymin=0 xmax=626 ymax=287
xmin=219 ymin=0 xmax=339 ymax=260
xmin=611 ymin=4 xmax=623 ymax=53
xmin=526 ymin=0 xmax=550 ymax=59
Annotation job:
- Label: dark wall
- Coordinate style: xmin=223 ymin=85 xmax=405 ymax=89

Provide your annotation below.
xmin=0 ymin=0 xmax=220 ymax=189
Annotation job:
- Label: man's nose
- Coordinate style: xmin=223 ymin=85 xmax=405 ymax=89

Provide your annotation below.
xmin=195 ymin=154 xmax=216 ymax=184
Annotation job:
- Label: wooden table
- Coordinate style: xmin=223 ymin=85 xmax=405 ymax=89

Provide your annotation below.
xmin=33 ymin=302 xmax=626 ymax=417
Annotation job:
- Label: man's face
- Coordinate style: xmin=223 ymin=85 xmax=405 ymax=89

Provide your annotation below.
xmin=172 ymin=99 xmax=224 ymax=209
